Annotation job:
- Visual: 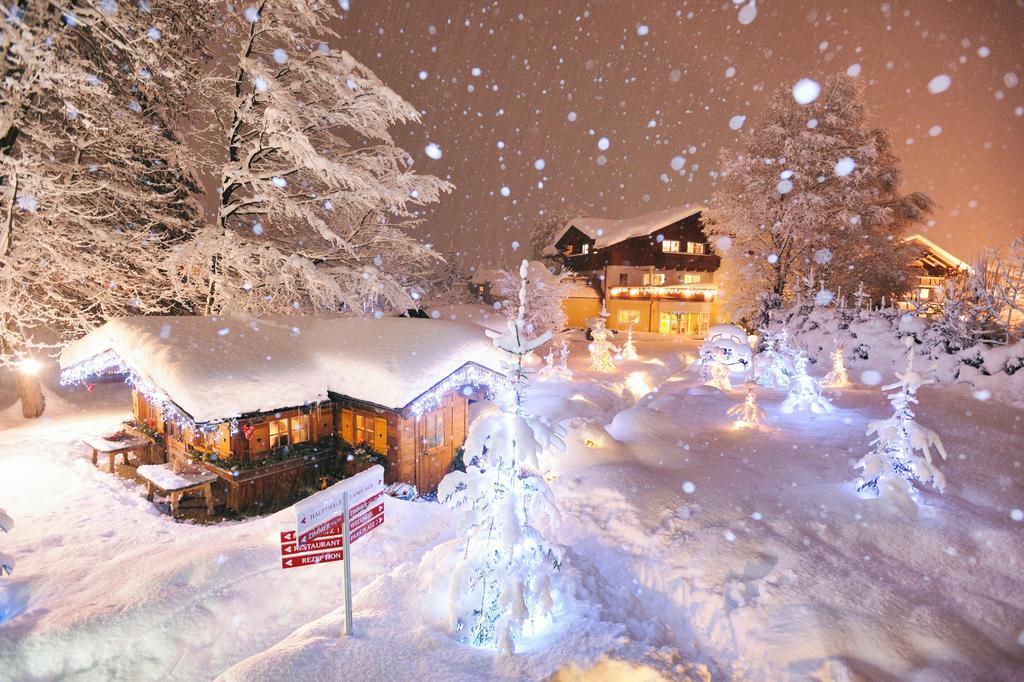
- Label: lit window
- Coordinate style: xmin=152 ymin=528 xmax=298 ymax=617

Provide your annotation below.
xmin=686 ymin=241 xmax=705 ymax=255
xmin=683 ymin=273 xmax=704 ymax=284
xmin=581 ymin=243 xmax=590 ymax=254
xmin=919 ymin=288 xmax=930 ymax=300
xmin=291 ymin=414 xmax=309 ymax=445
xmin=354 ymin=413 xmax=373 ymax=445
xmin=269 ymin=417 xmax=290 ymax=449
xmin=619 ymin=273 xmax=629 ymax=286
xmin=662 ymin=240 xmax=680 ymax=253
xmin=422 ymin=411 xmax=445 ymax=448
xmin=643 ymin=273 xmax=666 ymax=285
xmin=565 ymin=245 xmax=574 ymax=255
xmin=618 ymin=310 xmax=641 ymax=324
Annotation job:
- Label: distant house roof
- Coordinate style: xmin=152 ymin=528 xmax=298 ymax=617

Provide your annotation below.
xmin=60 ymin=316 xmax=505 ymax=423
xmin=904 ymin=234 xmax=973 ymax=274
xmin=553 ymin=205 xmax=706 ymax=249
xmin=468 ymin=268 xmax=505 ymax=284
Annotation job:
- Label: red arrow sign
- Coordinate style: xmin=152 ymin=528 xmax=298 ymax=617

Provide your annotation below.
xmin=281 ymin=535 xmax=345 ymax=556
xmin=349 ymin=512 xmax=383 ymax=543
xmin=297 ymin=502 xmax=384 ymax=545
xmin=298 ymin=491 xmax=384 ymax=544
xmin=281 ymin=549 xmax=344 ymax=570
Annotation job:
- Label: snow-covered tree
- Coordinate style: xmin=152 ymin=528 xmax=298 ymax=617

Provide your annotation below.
xmin=495 ymin=260 xmax=572 ymax=340
xmin=588 ymin=304 xmax=617 ymax=372
xmin=619 ymin=324 xmax=639 ymax=361
xmin=0 ymin=505 xmax=13 ymax=576
xmin=856 ymin=337 xmax=948 ymax=498
xmin=780 ymin=352 xmax=833 ymax=414
xmin=176 ymin=1 xmax=451 ymax=316
xmin=526 ymin=206 xmax=582 ymax=264
xmin=703 ymin=355 xmax=732 ymax=391
xmin=822 ymin=345 xmax=850 ymax=387
xmin=728 ymin=386 xmax=765 ymax=428
xmin=557 ymin=341 xmax=573 ymax=380
xmin=753 ymin=329 xmax=794 ymax=388
xmin=705 ymin=74 xmax=933 ymax=327
xmin=1 ymin=0 xmax=209 ymax=417
xmin=447 ymin=260 xmax=566 ymax=654
xmin=420 ymin=250 xmax=473 ymax=306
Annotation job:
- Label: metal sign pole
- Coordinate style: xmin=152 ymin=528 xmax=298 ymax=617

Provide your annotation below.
xmin=342 ymin=490 xmax=353 ymax=637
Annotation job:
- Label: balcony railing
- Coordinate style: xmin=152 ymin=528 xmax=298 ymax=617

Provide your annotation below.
xmin=608 ymin=284 xmax=717 ymax=302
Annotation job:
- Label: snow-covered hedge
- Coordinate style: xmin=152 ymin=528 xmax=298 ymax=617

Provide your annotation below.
xmin=769 ymin=305 xmax=1024 ymax=401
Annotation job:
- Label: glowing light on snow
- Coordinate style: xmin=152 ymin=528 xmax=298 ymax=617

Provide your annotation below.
xmin=597 ymin=137 xmax=610 ymax=151
xmin=624 ymin=372 xmax=652 ymax=399
xmin=737 ymin=1 xmax=757 ymax=25
xmin=272 ymin=48 xmax=288 ymax=64
xmin=729 ymin=115 xmax=746 ymax=130
xmin=860 ymin=369 xmax=883 ymax=386
xmin=424 ymin=143 xmax=442 ymax=160
xmin=17 ymin=358 xmax=42 ymax=376
xmin=792 ymin=78 xmax=821 ymax=104
xmin=834 ymin=156 xmax=856 ymax=176
xmin=534 ymin=158 xmax=545 ymax=170
xmin=682 ymin=481 xmax=696 ymax=494
xmin=972 ymin=389 xmax=992 ymax=401
xmin=927 ymin=74 xmax=951 ymax=94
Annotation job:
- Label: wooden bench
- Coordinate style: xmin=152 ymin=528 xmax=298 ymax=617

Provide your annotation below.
xmin=137 ymin=464 xmax=218 ymax=516
xmin=83 ymin=433 xmax=153 ymax=472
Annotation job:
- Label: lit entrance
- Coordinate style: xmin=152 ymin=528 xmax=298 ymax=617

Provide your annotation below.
xmin=659 ymin=311 xmax=709 ymax=336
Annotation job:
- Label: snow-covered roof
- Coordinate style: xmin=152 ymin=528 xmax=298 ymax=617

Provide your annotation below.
xmin=553 ymin=205 xmax=706 ymax=249
xmin=60 ymin=316 xmax=505 ymax=423
xmin=903 ymin=234 xmax=973 ymax=274
xmin=468 ymin=268 xmax=505 ymax=284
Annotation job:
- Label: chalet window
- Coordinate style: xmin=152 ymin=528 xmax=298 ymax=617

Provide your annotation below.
xmin=683 ymin=273 xmax=705 ymax=284
xmin=564 ymin=244 xmax=574 ymax=255
xmin=643 ymin=273 xmax=666 ymax=286
xmin=919 ymin=287 xmax=930 ymax=300
xmin=422 ymin=411 xmax=444 ymax=449
xmin=269 ymin=417 xmax=290 ymax=449
xmin=581 ymin=243 xmax=590 ymax=254
xmin=354 ymin=413 xmax=373 ymax=445
xmin=686 ymin=241 xmax=706 ymax=255
xmin=618 ymin=310 xmax=641 ymax=324
xmin=662 ymin=240 xmax=680 ymax=253
xmin=291 ymin=414 xmax=310 ymax=445
xmin=618 ymin=273 xmax=629 ymax=286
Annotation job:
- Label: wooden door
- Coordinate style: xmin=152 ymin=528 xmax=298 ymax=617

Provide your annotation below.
xmin=340 ymin=409 xmax=353 ymax=444
xmin=373 ymin=417 xmax=388 ymax=455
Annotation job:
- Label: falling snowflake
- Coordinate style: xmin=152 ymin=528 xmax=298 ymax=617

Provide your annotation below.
xmin=928 ymin=74 xmax=951 ymax=94
xmin=814 ymin=289 xmax=835 ymax=306
xmin=272 ymin=48 xmax=288 ymax=65
xmin=834 ymin=156 xmax=856 ymax=176
xmin=424 ymin=143 xmax=443 ymax=160
xmin=16 ymin=195 xmax=39 ymax=212
xmin=270 ymin=176 xmax=287 ymax=188
xmin=729 ymin=115 xmax=746 ymax=130
xmin=792 ymin=78 xmax=821 ymax=104
xmin=737 ymin=1 xmax=757 ymax=25
xmin=597 ymin=137 xmax=610 ymax=151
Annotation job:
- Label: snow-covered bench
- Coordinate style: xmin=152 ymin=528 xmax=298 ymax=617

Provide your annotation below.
xmin=82 ymin=432 xmax=153 ymax=472
xmin=137 ymin=464 xmax=218 ymax=517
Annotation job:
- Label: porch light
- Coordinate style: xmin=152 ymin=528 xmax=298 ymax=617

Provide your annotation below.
xmin=17 ymin=358 xmax=42 ymax=376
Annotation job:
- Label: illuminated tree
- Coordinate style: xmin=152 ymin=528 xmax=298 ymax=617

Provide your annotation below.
xmin=0 ymin=505 xmax=12 ymax=576
xmin=822 ymin=345 xmax=850 ymax=387
xmin=728 ymin=386 xmax=765 ymax=428
xmin=176 ymin=0 xmax=451 ymax=316
xmin=619 ymin=324 xmax=639 ymax=361
xmin=703 ymin=356 xmax=733 ymax=391
xmin=588 ymin=304 xmax=617 ymax=372
xmin=447 ymin=260 xmax=566 ymax=654
xmin=753 ymin=329 xmax=794 ymax=388
xmin=557 ymin=341 xmax=574 ymax=380
xmin=495 ymin=260 xmax=572 ymax=340
xmin=780 ymin=352 xmax=832 ymax=414
xmin=856 ymin=337 xmax=948 ymax=498
xmin=1 ymin=0 xmax=208 ymax=417
xmin=705 ymin=74 xmax=932 ymax=326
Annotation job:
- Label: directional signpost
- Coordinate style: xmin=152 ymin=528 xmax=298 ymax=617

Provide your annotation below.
xmin=279 ymin=465 xmax=385 ymax=636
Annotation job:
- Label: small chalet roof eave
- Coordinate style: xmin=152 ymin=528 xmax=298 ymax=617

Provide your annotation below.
xmin=550 ymin=204 xmax=708 ymax=251
xmin=903 ymin=233 xmax=973 ymax=274
xmin=397 ymin=360 xmax=508 ymax=419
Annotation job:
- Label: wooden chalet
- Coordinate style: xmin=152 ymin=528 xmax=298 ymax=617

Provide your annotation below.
xmin=903 ymin=233 xmax=972 ymax=305
xmin=60 ymin=316 xmax=506 ymax=515
xmin=550 ymin=206 xmax=721 ymax=336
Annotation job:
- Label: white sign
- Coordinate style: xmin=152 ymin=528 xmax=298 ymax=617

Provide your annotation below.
xmin=294 ymin=465 xmax=384 ymax=545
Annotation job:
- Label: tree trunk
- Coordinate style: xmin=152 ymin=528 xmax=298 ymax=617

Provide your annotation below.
xmin=15 ymin=370 xmax=45 ymax=418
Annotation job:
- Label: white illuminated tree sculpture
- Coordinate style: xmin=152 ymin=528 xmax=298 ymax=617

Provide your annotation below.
xmin=856 ymin=337 xmax=948 ymax=499
xmin=588 ymin=303 xmax=617 ymax=373
xmin=537 ymin=349 xmax=557 ymax=381
xmin=620 ymin=324 xmax=639 ymax=361
xmin=557 ymin=341 xmax=574 ymax=381
xmin=780 ymin=352 xmax=833 ymax=414
xmin=447 ymin=260 xmax=565 ymax=654
xmin=753 ymin=329 xmax=794 ymax=389
xmin=822 ymin=345 xmax=850 ymax=387
xmin=703 ymin=355 xmax=733 ymax=391
xmin=728 ymin=386 xmax=765 ymax=428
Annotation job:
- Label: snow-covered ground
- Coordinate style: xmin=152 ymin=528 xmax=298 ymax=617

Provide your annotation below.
xmin=2 ymin=333 xmax=1023 ymax=680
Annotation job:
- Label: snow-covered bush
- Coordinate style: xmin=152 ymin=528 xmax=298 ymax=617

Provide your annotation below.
xmin=780 ymin=352 xmax=833 ymax=414
xmin=753 ymin=329 xmax=795 ymax=388
xmin=856 ymin=337 xmax=948 ymax=498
